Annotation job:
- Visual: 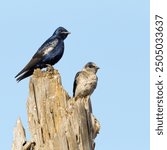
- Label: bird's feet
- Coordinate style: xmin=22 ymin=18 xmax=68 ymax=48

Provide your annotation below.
xmin=46 ymin=64 xmax=54 ymax=72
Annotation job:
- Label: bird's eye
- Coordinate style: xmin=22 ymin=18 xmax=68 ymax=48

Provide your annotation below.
xmin=89 ymin=65 xmax=94 ymax=68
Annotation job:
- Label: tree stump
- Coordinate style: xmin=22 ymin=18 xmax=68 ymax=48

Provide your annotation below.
xmin=12 ymin=69 xmax=100 ymax=150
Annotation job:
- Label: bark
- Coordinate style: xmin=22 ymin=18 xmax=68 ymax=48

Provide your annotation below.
xmin=12 ymin=69 xmax=100 ymax=150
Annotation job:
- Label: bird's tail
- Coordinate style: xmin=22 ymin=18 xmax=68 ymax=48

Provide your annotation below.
xmin=15 ymin=70 xmax=34 ymax=82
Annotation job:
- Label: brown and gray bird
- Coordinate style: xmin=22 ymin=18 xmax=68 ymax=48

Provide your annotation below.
xmin=73 ymin=62 xmax=99 ymax=98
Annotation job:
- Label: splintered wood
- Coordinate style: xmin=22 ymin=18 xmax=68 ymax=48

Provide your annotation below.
xmin=12 ymin=69 xmax=100 ymax=150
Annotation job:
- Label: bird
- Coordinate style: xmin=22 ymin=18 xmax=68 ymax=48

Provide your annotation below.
xmin=73 ymin=62 xmax=99 ymax=98
xmin=15 ymin=26 xmax=70 ymax=82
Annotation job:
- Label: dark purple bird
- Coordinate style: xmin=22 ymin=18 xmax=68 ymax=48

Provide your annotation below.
xmin=15 ymin=27 xmax=70 ymax=82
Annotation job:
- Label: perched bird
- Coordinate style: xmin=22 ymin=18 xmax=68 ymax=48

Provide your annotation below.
xmin=15 ymin=26 xmax=70 ymax=82
xmin=73 ymin=62 xmax=99 ymax=98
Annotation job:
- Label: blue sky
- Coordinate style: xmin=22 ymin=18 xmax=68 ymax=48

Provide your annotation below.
xmin=0 ymin=0 xmax=149 ymax=149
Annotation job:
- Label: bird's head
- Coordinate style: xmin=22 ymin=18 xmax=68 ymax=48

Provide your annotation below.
xmin=53 ymin=27 xmax=70 ymax=40
xmin=84 ymin=62 xmax=100 ymax=73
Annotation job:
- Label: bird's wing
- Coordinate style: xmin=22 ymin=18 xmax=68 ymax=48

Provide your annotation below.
xmin=15 ymin=52 xmax=43 ymax=78
xmin=15 ymin=38 xmax=59 ymax=78
xmin=73 ymin=71 xmax=81 ymax=97
xmin=16 ymin=69 xmax=34 ymax=82
xmin=36 ymin=35 xmax=58 ymax=54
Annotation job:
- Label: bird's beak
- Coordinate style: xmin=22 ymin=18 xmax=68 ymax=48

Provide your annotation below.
xmin=96 ymin=66 xmax=100 ymax=70
xmin=62 ymin=31 xmax=71 ymax=34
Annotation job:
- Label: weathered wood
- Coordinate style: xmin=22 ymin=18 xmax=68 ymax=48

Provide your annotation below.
xmin=12 ymin=118 xmax=26 ymax=150
xmin=13 ymin=69 xmax=100 ymax=150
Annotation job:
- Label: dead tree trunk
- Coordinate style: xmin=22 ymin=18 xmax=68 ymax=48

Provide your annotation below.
xmin=12 ymin=69 xmax=100 ymax=150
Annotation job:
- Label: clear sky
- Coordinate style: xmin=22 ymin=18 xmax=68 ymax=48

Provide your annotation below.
xmin=0 ymin=0 xmax=149 ymax=149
